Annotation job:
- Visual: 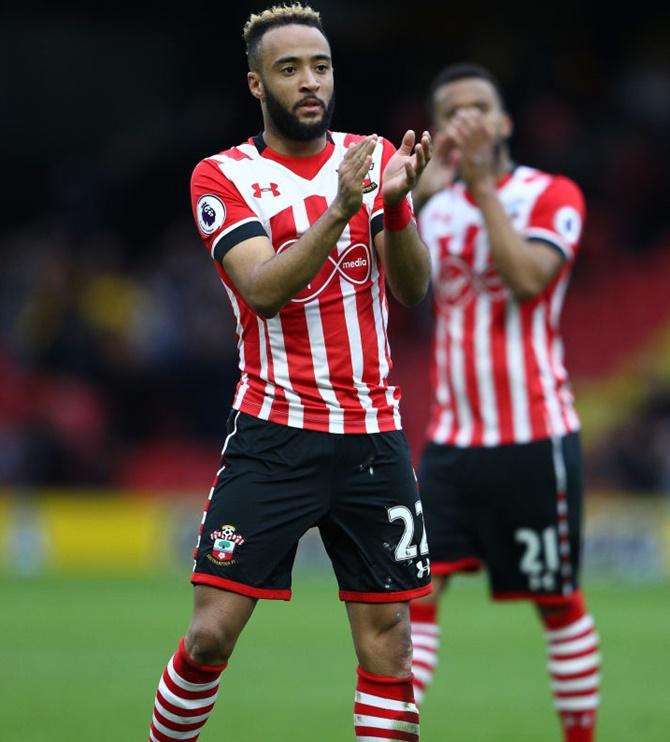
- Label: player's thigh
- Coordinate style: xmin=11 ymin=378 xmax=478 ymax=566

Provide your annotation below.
xmin=482 ymin=433 xmax=584 ymax=600
xmin=192 ymin=411 xmax=331 ymax=598
xmin=321 ymin=430 xmax=431 ymax=601
xmin=417 ymin=442 xmax=482 ymax=573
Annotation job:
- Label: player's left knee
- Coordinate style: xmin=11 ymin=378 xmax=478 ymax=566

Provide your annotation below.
xmin=537 ymin=589 xmax=587 ymax=624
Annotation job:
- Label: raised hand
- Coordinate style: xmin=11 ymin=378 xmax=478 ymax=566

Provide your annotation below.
xmin=382 ymin=130 xmax=432 ymax=206
xmin=332 ymin=135 xmax=378 ymax=220
xmin=446 ymin=110 xmax=496 ymax=189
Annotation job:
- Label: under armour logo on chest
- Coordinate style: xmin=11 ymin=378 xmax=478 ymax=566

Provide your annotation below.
xmin=252 ymin=182 xmax=281 ymax=198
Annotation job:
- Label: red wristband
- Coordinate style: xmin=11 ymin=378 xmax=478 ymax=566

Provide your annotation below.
xmin=383 ymin=198 xmax=413 ymax=232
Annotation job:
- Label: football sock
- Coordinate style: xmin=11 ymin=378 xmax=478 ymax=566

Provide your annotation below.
xmin=354 ymin=667 xmax=420 ymax=741
xmin=541 ymin=595 xmax=600 ymax=742
xmin=148 ymin=638 xmax=226 ymax=742
xmin=409 ymin=602 xmax=440 ymax=705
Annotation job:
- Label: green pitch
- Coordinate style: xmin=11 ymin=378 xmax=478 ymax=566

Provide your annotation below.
xmin=1 ymin=571 xmax=667 ymax=741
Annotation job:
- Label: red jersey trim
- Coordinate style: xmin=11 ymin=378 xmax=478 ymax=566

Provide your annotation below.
xmin=251 ymin=132 xmax=336 ymax=180
xmin=191 ymin=573 xmax=292 ymax=601
xmin=339 ymin=584 xmax=432 ymax=603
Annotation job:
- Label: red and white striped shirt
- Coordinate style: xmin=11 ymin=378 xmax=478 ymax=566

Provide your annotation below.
xmin=191 ymin=131 xmax=410 ymax=434
xmin=418 ymin=166 xmax=585 ymax=447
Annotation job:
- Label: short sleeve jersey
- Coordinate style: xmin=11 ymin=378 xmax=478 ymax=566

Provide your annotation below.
xmin=191 ymin=132 xmax=412 ymax=434
xmin=418 ymin=166 xmax=586 ymax=447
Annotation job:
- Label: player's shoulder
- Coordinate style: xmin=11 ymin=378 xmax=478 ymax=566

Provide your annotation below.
xmin=193 ymin=139 xmax=258 ymax=173
xmin=331 ymin=131 xmax=393 ymax=150
xmin=191 ymin=138 xmax=264 ymax=196
xmin=337 ymin=131 xmax=367 ymax=146
xmin=516 ymin=165 xmax=584 ymax=206
xmin=333 ymin=131 xmax=371 ymax=144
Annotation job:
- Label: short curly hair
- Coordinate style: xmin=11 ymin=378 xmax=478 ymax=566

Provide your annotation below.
xmin=427 ymin=62 xmax=507 ymax=115
xmin=243 ymin=4 xmax=325 ymax=71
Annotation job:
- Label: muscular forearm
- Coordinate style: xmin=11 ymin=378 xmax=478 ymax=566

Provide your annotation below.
xmin=247 ymin=205 xmax=349 ymax=318
xmin=381 ymin=222 xmax=431 ymax=306
xmin=473 ymin=185 xmax=554 ymax=300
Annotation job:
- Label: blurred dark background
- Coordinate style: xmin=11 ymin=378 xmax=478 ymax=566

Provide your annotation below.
xmin=2 ymin=0 xmax=670 ymax=492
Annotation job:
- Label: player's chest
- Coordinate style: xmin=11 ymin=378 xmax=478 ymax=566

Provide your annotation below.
xmin=426 ymin=197 xmax=529 ymax=310
xmin=238 ymin=161 xmax=377 ymax=241
xmin=428 ymin=194 xmax=529 ymax=261
xmin=245 ymin=165 xmax=377 ymax=304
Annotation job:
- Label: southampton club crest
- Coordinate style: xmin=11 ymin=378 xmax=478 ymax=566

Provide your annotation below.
xmin=207 ymin=524 xmax=245 ymax=567
xmin=361 ymin=176 xmax=378 ymax=194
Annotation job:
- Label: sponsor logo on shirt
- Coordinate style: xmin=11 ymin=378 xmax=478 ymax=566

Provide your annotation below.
xmin=252 ymin=182 xmax=281 ymax=198
xmin=277 ymin=240 xmax=373 ymax=302
xmin=362 ymin=177 xmax=378 ymax=194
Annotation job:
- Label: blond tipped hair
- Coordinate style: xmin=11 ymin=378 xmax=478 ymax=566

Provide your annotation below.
xmin=243 ymin=4 xmax=325 ymax=70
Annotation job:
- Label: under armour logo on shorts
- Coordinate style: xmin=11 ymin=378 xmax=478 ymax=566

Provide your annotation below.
xmin=416 ymin=559 xmax=431 ymax=579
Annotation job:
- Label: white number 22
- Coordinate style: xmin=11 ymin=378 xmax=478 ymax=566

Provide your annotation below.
xmin=388 ymin=501 xmax=429 ymax=561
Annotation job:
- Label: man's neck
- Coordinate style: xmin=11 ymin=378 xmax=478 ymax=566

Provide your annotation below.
xmin=494 ymin=148 xmax=514 ymax=180
xmin=261 ymin=124 xmax=327 ymax=158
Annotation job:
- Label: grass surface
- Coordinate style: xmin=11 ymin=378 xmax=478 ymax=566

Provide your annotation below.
xmin=1 ymin=571 xmax=668 ymax=741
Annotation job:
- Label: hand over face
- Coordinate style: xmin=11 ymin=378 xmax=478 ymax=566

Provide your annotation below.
xmin=445 ymin=110 xmax=497 ymax=188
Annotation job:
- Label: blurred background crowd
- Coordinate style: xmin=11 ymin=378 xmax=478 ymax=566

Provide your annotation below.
xmin=1 ymin=1 xmax=669 ymax=495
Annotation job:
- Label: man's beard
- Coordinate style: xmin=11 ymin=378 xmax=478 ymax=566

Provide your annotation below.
xmin=264 ymin=84 xmax=335 ymax=142
xmin=492 ymin=139 xmax=505 ymax=167
xmin=455 ymin=137 xmax=507 ymax=179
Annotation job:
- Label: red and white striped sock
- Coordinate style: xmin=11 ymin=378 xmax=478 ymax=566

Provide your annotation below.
xmin=148 ymin=638 xmax=226 ymax=742
xmin=409 ymin=602 xmax=440 ymax=705
xmin=354 ymin=667 xmax=420 ymax=741
xmin=542 ymin=597 xmax=600 ymax=742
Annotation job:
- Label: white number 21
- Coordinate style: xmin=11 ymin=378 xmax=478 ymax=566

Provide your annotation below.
xmin=515 ymin=527 xmax=560 ymax=575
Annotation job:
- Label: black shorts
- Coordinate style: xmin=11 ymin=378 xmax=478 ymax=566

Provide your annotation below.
xmin=192 ymin=411 xmax=432 ymax=603
xmin=418 ymin=432 xmax=583 ymax=604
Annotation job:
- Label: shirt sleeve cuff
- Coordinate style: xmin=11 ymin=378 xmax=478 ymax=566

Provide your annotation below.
xmin=524 ymin=228 xmax=572 ymax=260
xmin=212 ymin=219 xmax=268 ymax=262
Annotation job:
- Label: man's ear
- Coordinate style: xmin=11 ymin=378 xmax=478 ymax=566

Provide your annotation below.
xmin=501 ymin=111 xmax=513 ymax=139
xmin=248 ymin=71 xmax=263 ymax=101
